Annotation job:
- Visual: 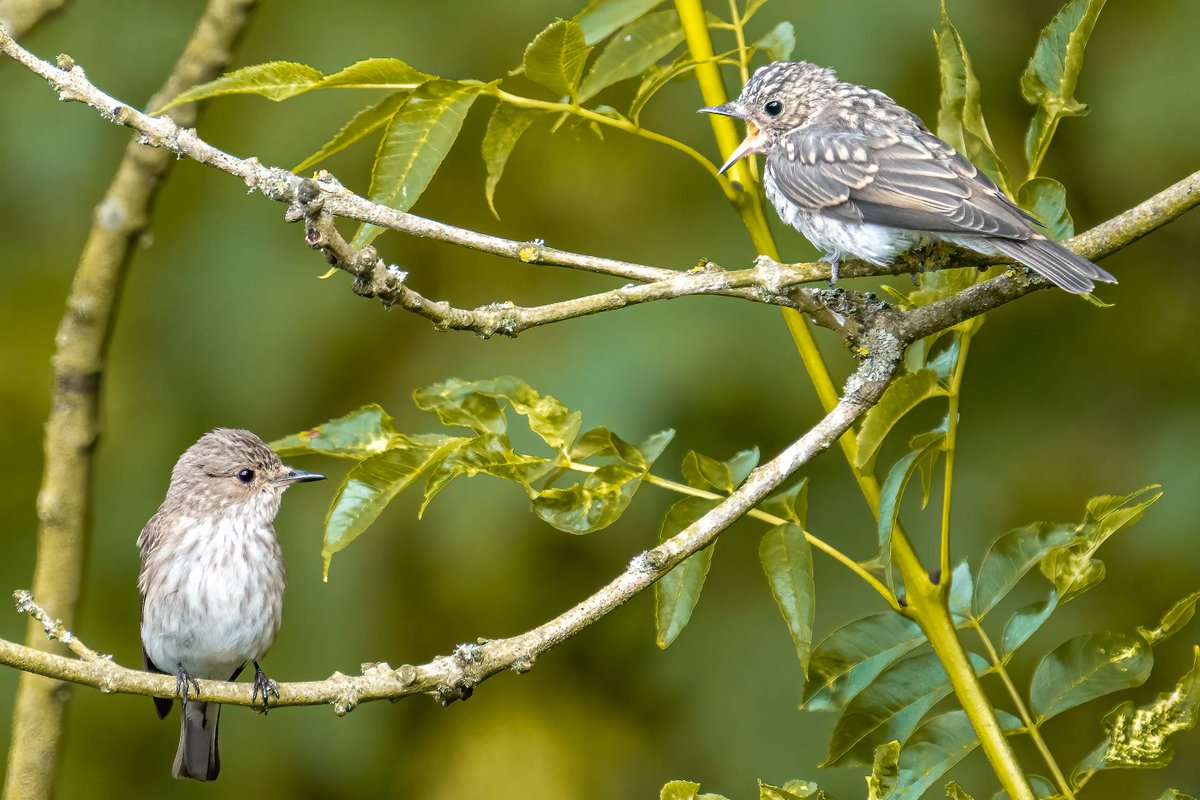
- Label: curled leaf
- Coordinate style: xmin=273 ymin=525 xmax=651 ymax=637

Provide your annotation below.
xmin=1071 ymin=647 xmax=1200 ymax=789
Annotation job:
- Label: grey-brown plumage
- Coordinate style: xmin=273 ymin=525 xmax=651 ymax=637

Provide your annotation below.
xmin=701 ymin=60 xmax=1116 ymax=294
xmin=138 ymin=428 xmax=323 ymax=780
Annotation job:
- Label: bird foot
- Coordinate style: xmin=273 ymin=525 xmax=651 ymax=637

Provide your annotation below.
xmin=175 ymin=666 xmax=201 ymax=707
xmin=822 ymin=253 xmax=841 ymax=287
xmin=251 ymin=661 xmax=279 ymax=714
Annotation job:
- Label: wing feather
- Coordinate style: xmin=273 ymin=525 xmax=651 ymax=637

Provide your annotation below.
xmin=767 ymin=125 xmax=1035 ymax=239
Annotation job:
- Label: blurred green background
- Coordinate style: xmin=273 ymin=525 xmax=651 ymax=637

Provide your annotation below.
xmin=2 ymin=1 xmax=1199 ymax=797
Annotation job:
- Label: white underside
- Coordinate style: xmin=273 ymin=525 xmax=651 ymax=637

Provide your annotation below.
xmin=764 ymin=171 xmax=1000 ymax=265
xmin=140 ymin=511 xmax=284 ymax=679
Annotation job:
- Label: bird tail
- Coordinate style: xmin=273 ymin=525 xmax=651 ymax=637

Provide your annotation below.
xmin=173 ymin=701 xmax=221 ymax=781
xmin=987 ymin=235 xmax=1117 ymax=295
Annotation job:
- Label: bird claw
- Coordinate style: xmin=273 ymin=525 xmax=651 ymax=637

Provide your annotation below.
xmin=175 ymin=667 xmax=200 ymax=707
xmin=823 ymin=253 xmax=841 ymax=287
xmin=251 ymin=661 xmax=279 ymax=714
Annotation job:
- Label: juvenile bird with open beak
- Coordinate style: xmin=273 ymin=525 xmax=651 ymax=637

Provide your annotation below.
xmin=138 ymin=428 xmax=323 ymax=781
xmin=701 ymin=60 xmax=1116 ymax=294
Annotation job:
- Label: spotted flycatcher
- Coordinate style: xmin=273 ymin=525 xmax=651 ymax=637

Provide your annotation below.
xmin=137 ymin=428 xmax=323 ymax=781
xmin=701 ymin=60 xmax=1117 ymax=294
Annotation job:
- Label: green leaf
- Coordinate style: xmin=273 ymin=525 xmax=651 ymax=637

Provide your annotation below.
xmin=629 ymin=51 xmax=699 ymax=124
xmin=1000 ymin=590 xmax=1058 ymax=656
xmin=1018 ymin=177 xmax=1074 ymax=239
xmin=681 ymin=448 xmax=759 ymax=492
xmin=660 ymin=781 xmax=702 ymax=800
xmin=578 ymin=0 xmax=664 ymax=44
xmin=973 ymin=521 xmax=1073 ymax=617
xmin=317 ymin=57 xmax=430 ymax=89
xmin=1157 ymin=792 xmax=1199 ymax=800
xmin=322 ymin=434 xmax=469 ymax=578
xmin=1040 ymin=486 xmax=1163 ymax=603
xmin=760 ymin=524 xmax=816 ymax=674
xmin=155 ymin=61 xmax=324 ymax=111
xmin=354 ymin=80 xmax=482 ymax=246
xmin=877 ymin=436 xmax=945 ymax=579
xmin=825 ymin=651 xmax=989 ymax=768
xmin=578 ymin=10 xmax=683 ymax=102
xmin=655 ymin=497 xmax=720 ymax=648
xmin=753 ymin=21 xmax=796 ymax=61
xmin=1137 ymin=590 xmax=1200 ymax=646
xmin=1071 ymin=647 xmax=1200 ymax=789
xmin=761 ymin=478 xmax=809 ymax=526
xmin=892 ymin=710 xmax=1022 ymax=800
xmin=1030 ymin=631 xmax=1153 ymax=722
xmin=947 ymin=560 xmax=974 ymax=623
xmin=867 ymin=741 xmax=900 ymax=800
xmin=481 ymin=103 xmax=544 ymax=219
xmin=945 ymin=784 xmax=974 ymax=800
xmin=988 ymin=776 xmax=1056 ymax=800
xmin=802 ymin=612 xmax=927 ymax=712
xmin=934 ymin=3 xmax=1011 ymax=195
xmin=533 ymin=429 xmax=673 ymax=533
xmin=419 ymin=433 xmax=549 ymax=515
xmin=1021 ymin=0 xmax=1106 ymax=175
xmin=856 ymin=370 xmax=947 ymax=470
xmin=523 ymin=19 xmax=591 ymax=100
xmin=413 ymin=376 xmax=582 ymax=452
xmin=270 ymin=403 xmax=399 ymax=459
xmin=294 ymin=92 xmax=409 ymax=173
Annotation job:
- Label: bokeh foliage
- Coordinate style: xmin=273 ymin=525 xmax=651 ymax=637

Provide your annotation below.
xmin=2 ymin=0 xmax=1199 ymax=797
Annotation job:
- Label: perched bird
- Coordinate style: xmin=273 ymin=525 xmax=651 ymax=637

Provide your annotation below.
xmin=137 ymin=428 xmax=323 ymax=781
xmin=701 ymin=61 xmax=1116 ymax=294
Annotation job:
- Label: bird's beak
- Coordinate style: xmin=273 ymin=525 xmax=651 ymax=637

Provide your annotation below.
xmin=278 ymin=468 xmax=325 ymax=485
xmin=698 ymin=102 xmax=763 ymax=175
xmin=698 ymin=101 xmax=746 ymax=119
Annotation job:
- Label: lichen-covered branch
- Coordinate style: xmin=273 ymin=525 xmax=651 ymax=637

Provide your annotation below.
xmin=299 ymin=207 xmax=857 ymax=337
xmin=0 ymin=344 xmax=899 ymax=712
xmin=2 ymin=3 xmax=257 ymax=799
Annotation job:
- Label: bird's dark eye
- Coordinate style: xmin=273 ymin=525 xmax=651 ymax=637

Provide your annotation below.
xmin=764 ymin=100 xmax=783 ymax=117
xmin=237 ymin=469 xmax=255 ymax=484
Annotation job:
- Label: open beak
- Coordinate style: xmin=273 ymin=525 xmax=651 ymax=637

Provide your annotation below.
xmin=278 ymin=467 xmax=325 ymax=485
xmin=698 ymin=102 xmax=762 ymax=175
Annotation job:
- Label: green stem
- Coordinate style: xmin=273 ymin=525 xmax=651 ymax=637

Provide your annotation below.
xmin=564 ymin=460 xmax=897 ymax=608
xmin=970 ymin=620 xmax=1076 ymax=799
xmin=672 ymin=4 xmax=1034 ymax=798
xmin=939 ymin=333 xmax=971 ymax=580
xmin=907 ymin=585 xmax=1033 ymax=800
xmin=487 ymin=87 xmax=733 ymax=198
